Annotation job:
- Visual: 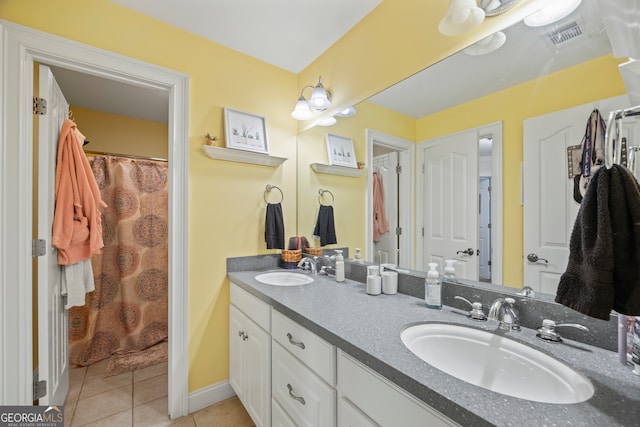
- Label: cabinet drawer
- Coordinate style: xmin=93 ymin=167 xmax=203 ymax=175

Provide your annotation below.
xmin=272 ymin=310 xmax=336 ymax=385
xmin=272 ymin=398 xmax=296 ymax=427
xmin=338 ymin=397 xmax=378 ymax=427
xmin=272 ymin=341 xmax=336 ymax=427
xmin=231 ymin=281 xmax=271 ymax=331
xmin=338 ymin=351 xmax=459 ymax=427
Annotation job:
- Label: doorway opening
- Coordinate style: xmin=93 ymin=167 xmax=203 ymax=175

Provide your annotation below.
xmin=366 ymin=130 xmax=414 ymax=269
xmin=1 ymin=20 xmax=189 ymax=418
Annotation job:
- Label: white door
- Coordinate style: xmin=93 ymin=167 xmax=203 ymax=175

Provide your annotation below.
xmin=423 ymin=132 xmax=478 ymax=278
xmin=37 ymin=64 xmax=70 ymax=405
xmin=523 ymin=95 xmax=631 ymax=295
xmin=373 ymin=151 xmax=399 ymax=265
xmin=478 ymin=178 xmax=491 ymax=281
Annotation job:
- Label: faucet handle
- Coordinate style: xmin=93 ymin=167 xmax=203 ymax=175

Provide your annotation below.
xmin=537 ymin=319 xmax=589 ymax=343
xmin=453 ymin=296 xmax=487 ymax=321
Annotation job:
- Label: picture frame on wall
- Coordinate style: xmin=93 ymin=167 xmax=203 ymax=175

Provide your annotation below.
xmin=325 ymin=133 xmax=357 ymax=167
xmin=224 ymin=107 xmax=269 ymax=154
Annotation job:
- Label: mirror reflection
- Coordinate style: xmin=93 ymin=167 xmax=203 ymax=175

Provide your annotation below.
xmin=296 ymin=0 xmax=638 ymax=299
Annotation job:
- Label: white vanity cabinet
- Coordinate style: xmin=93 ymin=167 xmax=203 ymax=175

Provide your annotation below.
xmin=229 ymin=283 xmax=271 ymax=427
xmin=338 ymin=351 xmax=459 ymax=427
xmin=271 ymin=310 xmax=337 ymax=426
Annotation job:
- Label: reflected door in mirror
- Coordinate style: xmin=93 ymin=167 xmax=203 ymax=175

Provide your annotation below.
xmin=423 ymin=131 xmax=478 ymax=278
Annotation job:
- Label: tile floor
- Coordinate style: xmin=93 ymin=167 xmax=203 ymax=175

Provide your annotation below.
xmin=64 ymin=359 xmax=254 ymax=426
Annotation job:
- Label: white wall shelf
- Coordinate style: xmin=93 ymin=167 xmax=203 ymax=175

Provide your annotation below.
xmin=310 ymin=163 xmax=365 ymax=177
xmin=201 ymin=145 xmax=287 ymax=167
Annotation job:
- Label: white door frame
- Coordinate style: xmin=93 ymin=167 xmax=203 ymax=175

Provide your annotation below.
xmin=416 ymin=122 xmax=503 ymax=284
xmin=0 ymin=20 xmax=190 ymax=418
xmin=365 ymin=129 xmax=415 ymax=269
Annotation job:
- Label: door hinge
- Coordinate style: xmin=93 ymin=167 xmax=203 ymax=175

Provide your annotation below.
xmin=488 ymin=186 xmax=492 ymax=192
xmin=421 ymin=164 xmax=425 ymax=174
xmin=396 ymin=164 xmax=402 ymax=174
xmin=488 ymin=223 xmax=492 ymax=229
xmin=33 ymin=97 xmax=47 ymax=115
xmin=32 ymin=239 xmax=46 ymax=257
xmin=33 ymin=369 xmax=46 ymax=400
xmin=488 ymin=260 xmax=492 ymax=266
xmin=396 ymin=227 xmax=402 ymax=236
xmin=421 ymin=227 xmax=424 ymax=237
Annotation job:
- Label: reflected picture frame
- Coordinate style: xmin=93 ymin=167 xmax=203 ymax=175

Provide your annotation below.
xmin=224 ymin=107 xmax=269 ymax=154
xmin=326 ymin=133 xmax=357 ymax=167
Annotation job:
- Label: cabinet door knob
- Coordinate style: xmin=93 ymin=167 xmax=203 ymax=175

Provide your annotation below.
xmin=287 ymin=383 xmax=306 ymax=405
xmin=286 ymin=332 xmax=306 ymax=349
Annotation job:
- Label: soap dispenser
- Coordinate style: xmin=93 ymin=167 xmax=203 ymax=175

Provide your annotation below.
xmin=444 ymin=259 xmax=457 ymax=282
xmin=335 ymin=250 xmax=345 ymax=282
xmin=425 ymin=263 xmax=442 ymax=309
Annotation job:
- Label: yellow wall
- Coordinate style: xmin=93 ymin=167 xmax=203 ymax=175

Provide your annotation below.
xmin=71 ymin=106 xmax=168 ymax=159
xmin=416 ymin=54 xmax=627 ymax=287
xmin=2 ymin=0 xmax=623 ymax=396
xmin=0 ymin=0 xmax=298 ymax=392
xmin=297 ymin=102 xmax=414 ymax=257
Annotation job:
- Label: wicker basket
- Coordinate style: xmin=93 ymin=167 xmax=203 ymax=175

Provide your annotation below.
xmin=281 ymin=249 xmax=302 ymax=263
xmin=305 ymin=247 xmax=323 ymax=257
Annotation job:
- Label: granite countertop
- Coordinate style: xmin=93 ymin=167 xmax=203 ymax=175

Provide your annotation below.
xmin=227 ymin=269 xmax=640 ymax=427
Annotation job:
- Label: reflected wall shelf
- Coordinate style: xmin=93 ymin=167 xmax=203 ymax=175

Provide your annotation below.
xmin=310 ymin=163 xmax=365 ymax=177
xmin=201 ymin=145 xmax=287 ymax=167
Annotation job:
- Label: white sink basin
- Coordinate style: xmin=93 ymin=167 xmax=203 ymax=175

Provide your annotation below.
xmin=255 ymin=272 xmax=314 ymax=286
xmin=400 ymin=323 xmax=594 ymax=404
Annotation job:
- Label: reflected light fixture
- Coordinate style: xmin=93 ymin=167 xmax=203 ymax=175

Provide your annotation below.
xmin=438 ymin=0 xmax=485 ymax=36
xmin=463 ymin=31 xmax=506 ymax=55
xmin=317 ymin=116 xmax=337 ymax=126
xmin=291 ymin=76 xmax=332 ymax=120
xmin=335 ymin=106 xmax=357 ymax=117
xmin=524 ymin=0 xmax=582 ymax=27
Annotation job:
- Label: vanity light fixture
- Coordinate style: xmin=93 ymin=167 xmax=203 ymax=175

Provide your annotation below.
xmin=463 ymin=31 xmax=506 ymax=55
xmin=438 ymin=0 xmax=485 ymax=36
xmin=523 ymin=0 xmax=582 ymax=27
xmin=291 ymin=76 xmax=332 ymax=120
xmin=335 ymin=106 xmax=357 ymax=117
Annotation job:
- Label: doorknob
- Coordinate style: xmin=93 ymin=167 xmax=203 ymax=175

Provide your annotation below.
xmin=527 ymin=253 xmax=548 ymax=263
xmin=456 ymin=248 xmax=475 ymax=256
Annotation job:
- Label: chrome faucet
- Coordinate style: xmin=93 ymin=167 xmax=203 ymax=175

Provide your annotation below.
xmin=536 ymin=319 xmax=589 ymax=343
xmin=489 ymin=297 xmax=520 ymax=331
xmin=297 ymin=256 xmax=318 ymax=274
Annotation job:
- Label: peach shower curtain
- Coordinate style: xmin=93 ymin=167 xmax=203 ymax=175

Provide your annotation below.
xmin=68 ymin=155 xmax=169 ymax=366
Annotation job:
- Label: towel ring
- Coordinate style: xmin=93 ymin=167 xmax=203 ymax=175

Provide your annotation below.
xmin=264 ymin=184 xmax=283 ymax=204
xmin=318 ymin=188 xmax=335 ymax=206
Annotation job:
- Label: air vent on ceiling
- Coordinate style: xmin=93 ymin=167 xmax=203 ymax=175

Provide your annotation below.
xmin=546 ymin=21 xmax=584 ymax=47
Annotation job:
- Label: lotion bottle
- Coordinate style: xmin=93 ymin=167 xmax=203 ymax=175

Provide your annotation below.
xmin=425 ymin=263 xmax=442 ymax=309
xmin=335 ymin=250 xmax=345 ymax=282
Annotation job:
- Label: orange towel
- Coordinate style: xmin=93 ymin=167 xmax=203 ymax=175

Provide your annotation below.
xmin=51 ymin=119 xmax=106 ymax=265
xmin=373 ymin=171 xmax=389 ymax=242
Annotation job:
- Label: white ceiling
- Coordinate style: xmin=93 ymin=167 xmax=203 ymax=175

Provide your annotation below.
xmin=49 ymin=0 xmax=613 ymax=125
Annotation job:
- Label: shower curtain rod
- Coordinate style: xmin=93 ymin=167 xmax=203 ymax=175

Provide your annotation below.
xmin=83 ymin=150 xmax=168 ymax=162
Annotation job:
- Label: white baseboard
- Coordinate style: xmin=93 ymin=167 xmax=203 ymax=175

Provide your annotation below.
xmin=188 ymin=380 xmax=236 ymax=414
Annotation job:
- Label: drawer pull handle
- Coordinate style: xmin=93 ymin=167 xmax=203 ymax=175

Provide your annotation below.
xmin=286 ymin=333 xmax=306 ymax=349
xmin=287 ymin=383 xmax=306 ymax=405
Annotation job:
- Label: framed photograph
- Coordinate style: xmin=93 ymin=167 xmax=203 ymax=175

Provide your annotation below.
xmin=325 ymin=133 xmax=357 ymax=167
xmin=224 ymin=107 xmax=269 ymax=154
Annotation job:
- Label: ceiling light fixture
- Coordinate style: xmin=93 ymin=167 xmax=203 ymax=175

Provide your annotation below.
xmin=463 ymin=31 xmax=507 ymax=55
xmin=317 ymin=116 xmax=337 ymax=126
xmin=524 ymin=0 xmax=582 ymax=27
xmin=291 ymin=76 xmax=332 ymax=120
xmin=335 ymin=106 xmax=357 ymax=117
xmin=438 ymin=0 xmax=485 ymax=36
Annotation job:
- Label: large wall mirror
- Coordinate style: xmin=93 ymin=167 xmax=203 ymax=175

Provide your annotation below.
xmin=296 ymin=0 xmax=638 ymax=299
